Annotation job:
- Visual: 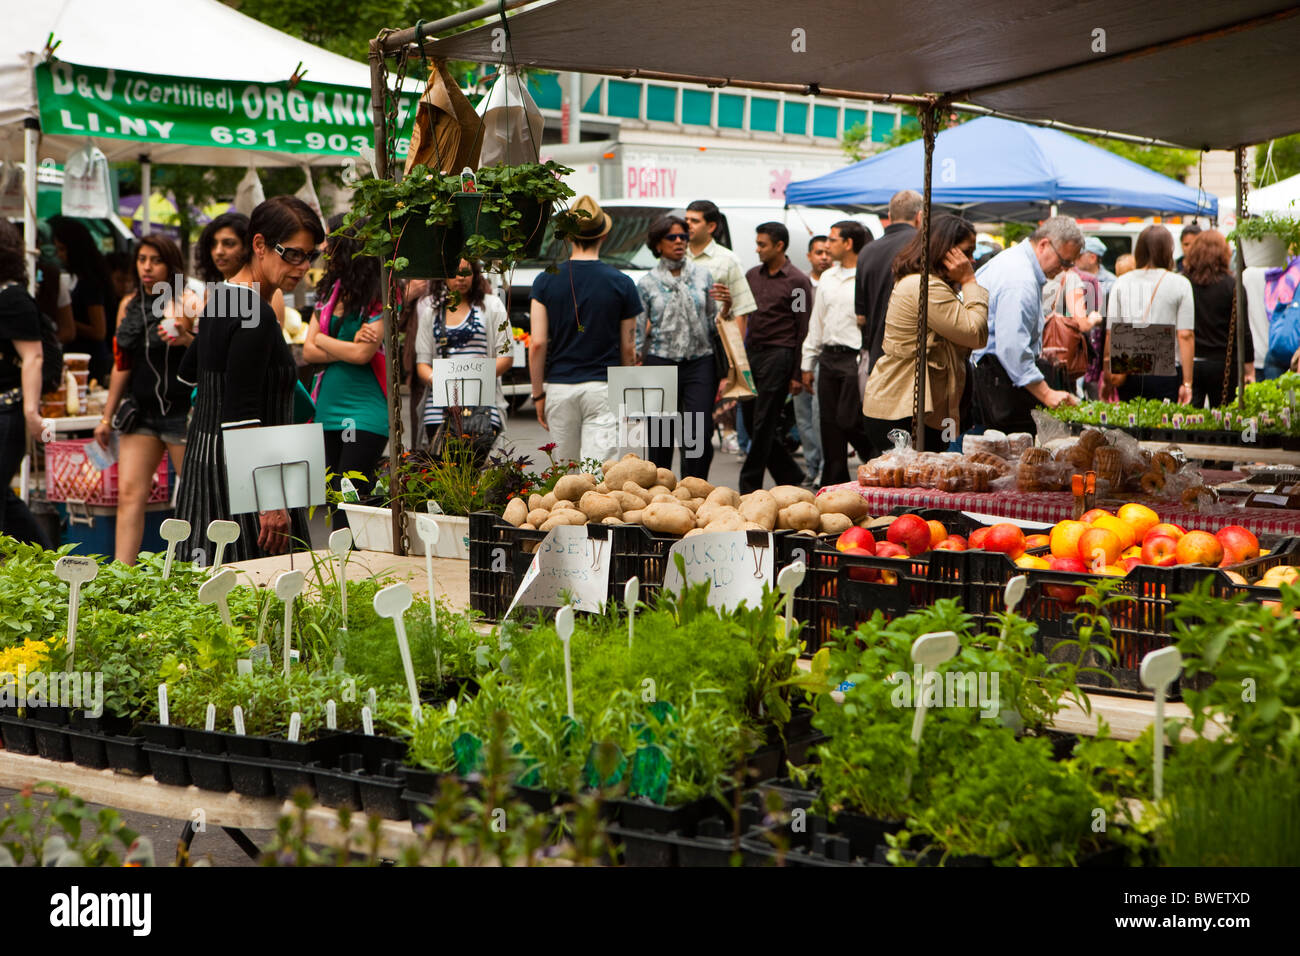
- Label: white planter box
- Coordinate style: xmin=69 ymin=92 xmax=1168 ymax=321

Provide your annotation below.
xmin=1241 ymin=235 xmax=1288 ymax=269
xmin=339 ymin=503 xmax=471 ymax=560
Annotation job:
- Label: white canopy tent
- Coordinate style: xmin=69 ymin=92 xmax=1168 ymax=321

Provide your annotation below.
xmin=1219 ymin=172 xmax=1300 ymax=221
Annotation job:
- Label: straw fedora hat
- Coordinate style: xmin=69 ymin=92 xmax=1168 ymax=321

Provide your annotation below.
xmin=570 ymin=194 xmax=612 ymax=240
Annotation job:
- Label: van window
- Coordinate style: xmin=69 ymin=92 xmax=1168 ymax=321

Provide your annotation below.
xmin=523 ymin=206 xmax=669 ymax=270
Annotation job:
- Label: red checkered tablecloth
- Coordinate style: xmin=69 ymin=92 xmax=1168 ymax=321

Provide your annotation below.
xmin=819 ymin=482 xmax=1300 ymax=538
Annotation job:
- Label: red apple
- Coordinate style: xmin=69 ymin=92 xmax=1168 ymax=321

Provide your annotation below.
xmin=1175 ymin=530 xmax=1224 ymax=567
xmin=887 ymin=514 xmax=932 ymax=556
xmin=1143 ymin=523 xmax=1186 ymax=546
xmin=842 ymin=546 xmax=879 ymax=581
xmin=836 ymin=526 xmax=876 ymax=554
xmin=927 ymin=520 xmax=948 ymax=549
xmin=1216 ymin=525 xmax=1260 ymax=566
xmin=1080 ymin=508 xmax=1112 ymax=525
xmin=1045 ymin=556 xmax=1088 ymax=606
xmin=945 ymin=535 xmax=968 ymax=549
xmin=1140 ymin=535 xmax=1179 ymax=567
xmin=1024 ymin=534 xmax=1051 ymax=550
xmin=935 ymin=537 xmax=967 ymax=552
xmin=984 ymin=523 xmax=1028 ymax=560
xmin=1122 ymin=556 xmax=1143 ymax=572
xmin=875 ymin=541 xmax=908 ymax=559
xmin=968 ymin=527 xmax=991 ymax=550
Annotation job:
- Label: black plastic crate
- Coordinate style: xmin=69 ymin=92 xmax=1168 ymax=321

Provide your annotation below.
xmin=468 ymin=511 xmax=525 ymax=622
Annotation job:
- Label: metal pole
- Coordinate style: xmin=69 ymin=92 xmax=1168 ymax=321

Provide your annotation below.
xmin=913 ymin=100 xmax=940 ymax=453
xmin=380 ymin=0 xmax=537 ymax=52
xmin=140 ymin=156 xmax=151 ymax=235
xmin=370 ymin=37 xmax=405 ymax=556
xmin=567 ymin=71 xmax=582 ymax=145
xmin=22 ymin=117 xmax=39 ymax=297
xmin=1233 ymin=145 xmax=1247 ymax=409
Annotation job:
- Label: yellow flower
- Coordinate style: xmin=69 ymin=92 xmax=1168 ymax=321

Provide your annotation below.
xmin=0 ymin=638 xmax=55 ymax=683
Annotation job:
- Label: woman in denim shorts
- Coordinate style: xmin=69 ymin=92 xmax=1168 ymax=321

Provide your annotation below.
xmin=94 ymin=235 xmax=196 ymax=564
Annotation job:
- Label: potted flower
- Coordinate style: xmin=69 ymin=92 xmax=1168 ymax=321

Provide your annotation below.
xmin=341 ymin=165 xmax=464 ymax=280
xmin=342 ymin=439 xmax=536 ymax=559
xmin=454 ymin=160 xmax=577 ymax=264
xmin=1228 ymin=211 xmax=1300 ymax=269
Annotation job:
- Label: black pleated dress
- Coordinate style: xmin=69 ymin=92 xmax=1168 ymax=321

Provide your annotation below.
xmin=175 ymin=283 xmax=311 ymax=564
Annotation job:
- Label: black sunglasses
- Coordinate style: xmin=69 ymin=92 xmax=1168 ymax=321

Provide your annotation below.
xmin=274 ymin=243 xmax=321 ymax=267
xmin=663 ymin=233 xmax=689 ymax=242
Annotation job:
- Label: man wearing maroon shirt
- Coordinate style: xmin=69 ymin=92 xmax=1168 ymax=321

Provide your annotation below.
xmin=739 ymin=222 xmax=813 ymax=493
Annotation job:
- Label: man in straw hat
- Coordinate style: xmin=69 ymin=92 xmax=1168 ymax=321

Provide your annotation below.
xmin=529 ymin=195 xmax=642 ymax=464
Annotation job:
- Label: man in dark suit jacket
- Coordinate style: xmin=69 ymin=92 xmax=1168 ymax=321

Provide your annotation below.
xmin=855 ymin=190 xmax=924 ymax=369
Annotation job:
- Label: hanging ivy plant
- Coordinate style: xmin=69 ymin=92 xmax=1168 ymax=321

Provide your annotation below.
xmin=457 ymin=160 xmax=578 ymax=264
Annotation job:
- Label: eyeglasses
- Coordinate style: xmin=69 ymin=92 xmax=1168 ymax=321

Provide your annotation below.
xmin=663 ymin=233 xmax=689 ymax=242
xmin=1050 ymin=241 xmax=1076 ymax=269
xmin=273 ymin=243 xmax=321 ymax=267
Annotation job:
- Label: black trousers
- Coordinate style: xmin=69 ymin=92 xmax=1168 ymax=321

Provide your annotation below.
xmin=818 ymin=349 xmax=873 ymax=485
xmin=971 ymin=355 xmax=1040 ymax=435
xmin=642 ymin=353 xmax=717 ymax=481
xmin=739 ymin=345 xmax=806 ymax=493
xmin=0 ymin=406 xmax=51 ymax=548
xmin=1117 ymin=373 xmax=1180 ymax=403
xmin=1192 ymin=358 xmax=1240 ymax=408
xmin=324 ymin=427 xmax=389 ymax=531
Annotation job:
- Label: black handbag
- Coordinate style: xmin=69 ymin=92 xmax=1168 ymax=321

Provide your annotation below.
xmin=110 ymin=395 xmax=140 ymax=433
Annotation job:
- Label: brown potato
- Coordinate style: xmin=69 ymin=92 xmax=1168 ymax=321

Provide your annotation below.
xmin=704 ymin=486 xmax=740 ymax=509
xmin=696 ymin=503 xmax=740 ymax=526
xmin=650 ymin=493 xmax=678 ymax=505
xmin=655 ymin=468 xmax=677 ymax=491
xmin=704 ymin=514 xmax=746 ymax=532
xmin=815 ymin=489 xmax=870 ymax=520
xmin=503 ymin=497 xmax=528 ymax=527
xmin=739 ymin=490 xmax=778 ymax=531
xmin=611 ymin=490 xmax=646 ymax=512
xmin=595 ymin=482 xmax=610 ymax=494
xmin=604 ymin=457 xmax=658 ymax=491
xmin=539 ymin=511 xmax=587 ymax=532
xmin=541 ymin=492 xmax=558 ymax=511
xmin=642 ymin=502 xmax=695 ymax=536
xmin=554 ymin=473 xmax=597 ymax=502
xmin=771 ymin=484 xmax=815 ymax=509
xmin=779 ymin=501 xmax=821 ymax=532
xmin=601 ymin=516 xmax=623 ymax=526
xmin=647 ymin=484 xmax=671 ymax=498
xmin=526 ymin=508 xmax=550 ymax=526
xmin=678 ymin=476 xmax=714 ymax=499
xmin=672 ymin=486 xmax=693 ymax=501
xmin=578 ymin=491 xmax=622 ymax=522
xmin=622 ymin=482 xmax=653 ymax=504
xmin=819 ymin=513 xmax=854 ymax=534
xmin=684 ymin=528 xmax=706 ymax=538
xmin=528 ymin=493 xmax=545 ymax=511
xmin=519 ymin=523 xmax=537 ymax=531
xmin=624 ymin=509 xmax=644 ymax=525
xmin=680 ymin=498 xmax=702 ymax=513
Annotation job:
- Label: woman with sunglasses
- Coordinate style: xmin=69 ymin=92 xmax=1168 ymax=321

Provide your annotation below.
xmin=175 ymin=196 xmax=324 ymax=563
xmin=635 ymin=215 xmax=720 ymax=480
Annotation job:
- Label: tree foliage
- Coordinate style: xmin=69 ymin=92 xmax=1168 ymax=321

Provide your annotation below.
xmin=221 ymin=0 xmax=467 ymax=62
xmin=1255 ymin=134 xmax=1300 ymax=187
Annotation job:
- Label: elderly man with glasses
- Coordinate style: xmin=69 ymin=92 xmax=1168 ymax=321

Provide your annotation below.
xmin=970 ymin=216 xmax=1084 ymax=435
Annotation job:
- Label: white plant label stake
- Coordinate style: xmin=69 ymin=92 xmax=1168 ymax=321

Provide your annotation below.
xmin=361 ymin=706 xmax=374 ymax=736
xmin=157 ymin=684 xmax=169 ymax=725
xmin=373 ymin=583 xmax=421 ymax=725
xmin=197 ymin=568 xmax=237 ymax=633
xmin=367 ymin=688 xmax=377 ymax=712
xmin=998 ymin=574 xmax=1028 ymax=651
xmin=205 ymin=703 xmax=216 ymax=732
xmin=904 ymin=630 xmax=960 ymax=793
xmin=1140 ymin=646 xmax=1183 ymax=802
xmin=328 ymin=529 xmax=353 ymax=673
xmin=556 ymin=605 xmax=576 ymax=720
xmin=274 ymin=570 xmax=306 ymax=678
xmin=54 ymin=556 xmax=98 ymax=667
xmin=325 ymin=699 xmax=337 ymax=731
xmin=624 ymin=576 xmax=639 ymax=649
xmin=159 ymin=518 xmax=191 ymax=580
xmin=232 ymin=705 xmax=245 ymax=736
xmin=777 ymin=561 xmax=806 ymax=646
xmin=415 ymin=515 xmax=442 ymax=680
xmin=205 ymin=520 xmax=241 ymax=574
xmin=288 ymin=712 xmax=301 ymax=743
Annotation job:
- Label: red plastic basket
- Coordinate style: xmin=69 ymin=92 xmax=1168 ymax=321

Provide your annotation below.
xmin=44 ymin=439 xmax=169 ymax=506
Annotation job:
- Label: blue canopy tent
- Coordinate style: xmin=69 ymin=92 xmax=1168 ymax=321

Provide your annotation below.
xmin=784 ymin=117 xmax=1216 ymax=221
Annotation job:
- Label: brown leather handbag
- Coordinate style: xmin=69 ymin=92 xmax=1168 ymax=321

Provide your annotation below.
xmin=1041 ymin=273 xmax=1090 ymax=378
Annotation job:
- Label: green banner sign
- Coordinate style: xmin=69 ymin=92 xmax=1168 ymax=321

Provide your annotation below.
xmin=36 ymin=61 xmax=417 ymax=161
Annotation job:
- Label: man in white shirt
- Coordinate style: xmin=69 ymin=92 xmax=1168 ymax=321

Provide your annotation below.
xmin=801 ymin=221 xmax=873 ymax=485
xmin=794 ymin=235 xmax=831 ymax=485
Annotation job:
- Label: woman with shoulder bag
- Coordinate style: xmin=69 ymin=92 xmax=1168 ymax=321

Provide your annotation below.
xmin=303 ymin=215 xmax=387 ymax=528
xmin=95 ymin=235 xmax=197 ymax=564
xmin=863 ymin=214 xmax=988 ymax=452
xmin=414 ymin=259 xmax=511 ymax=467
xmin=0 ymin=220 xmax=53 ymax=547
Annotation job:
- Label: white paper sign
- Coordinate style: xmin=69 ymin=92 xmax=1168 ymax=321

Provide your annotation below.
xmin=661 ymin=531 xmax=774 ymax=612
xmin=511 ymin=340 xmax=526 ymax=368
xmin=505 ymin=525 xmax=611 ymax=615
xmin=428 ymin=355 xmax=495 ymax=408
xmin=1110 ymin=322 xmax=1175 ymax=377
xmin=608 ymin=365 xmax=679 ymax=458
xmin=222 ymin=423 xmax=326 ymax=515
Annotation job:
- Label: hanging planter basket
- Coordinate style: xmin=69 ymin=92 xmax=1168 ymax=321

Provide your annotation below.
xmin=393 ymin=209 xmax=465 ymax=280
xmin=454 ymin=192 xmax=552 ymax=261
xmin=1240 ymin=234 xmax=1288 ymax=269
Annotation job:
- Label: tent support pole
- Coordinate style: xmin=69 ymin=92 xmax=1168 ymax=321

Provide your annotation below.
xmin=380 ymin=0 xmax=536 ymax=52
xmin=23 ymin=117 xmax=39 ymax=297
xmin=912 ymin=98 xmax=943 ymax=453
xmin=370 ymin=36 xmax=405 ymax=556
xmin=1233 ymin=145 xmax=1247 ymax=409
xmin=140 ymin=156 xmax=151 ymax=235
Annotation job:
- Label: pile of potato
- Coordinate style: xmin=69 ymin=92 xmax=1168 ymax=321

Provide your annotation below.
xmin=500 ymin=454 xmax=872 ymax=537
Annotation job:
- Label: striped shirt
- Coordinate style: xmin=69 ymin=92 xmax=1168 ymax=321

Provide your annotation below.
xmin=415 ymin=294 xmax=510 ymax=429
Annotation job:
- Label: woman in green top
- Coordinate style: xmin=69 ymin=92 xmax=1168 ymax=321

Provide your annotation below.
xmin=304 ymin=215 xmax=386 ymax=528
